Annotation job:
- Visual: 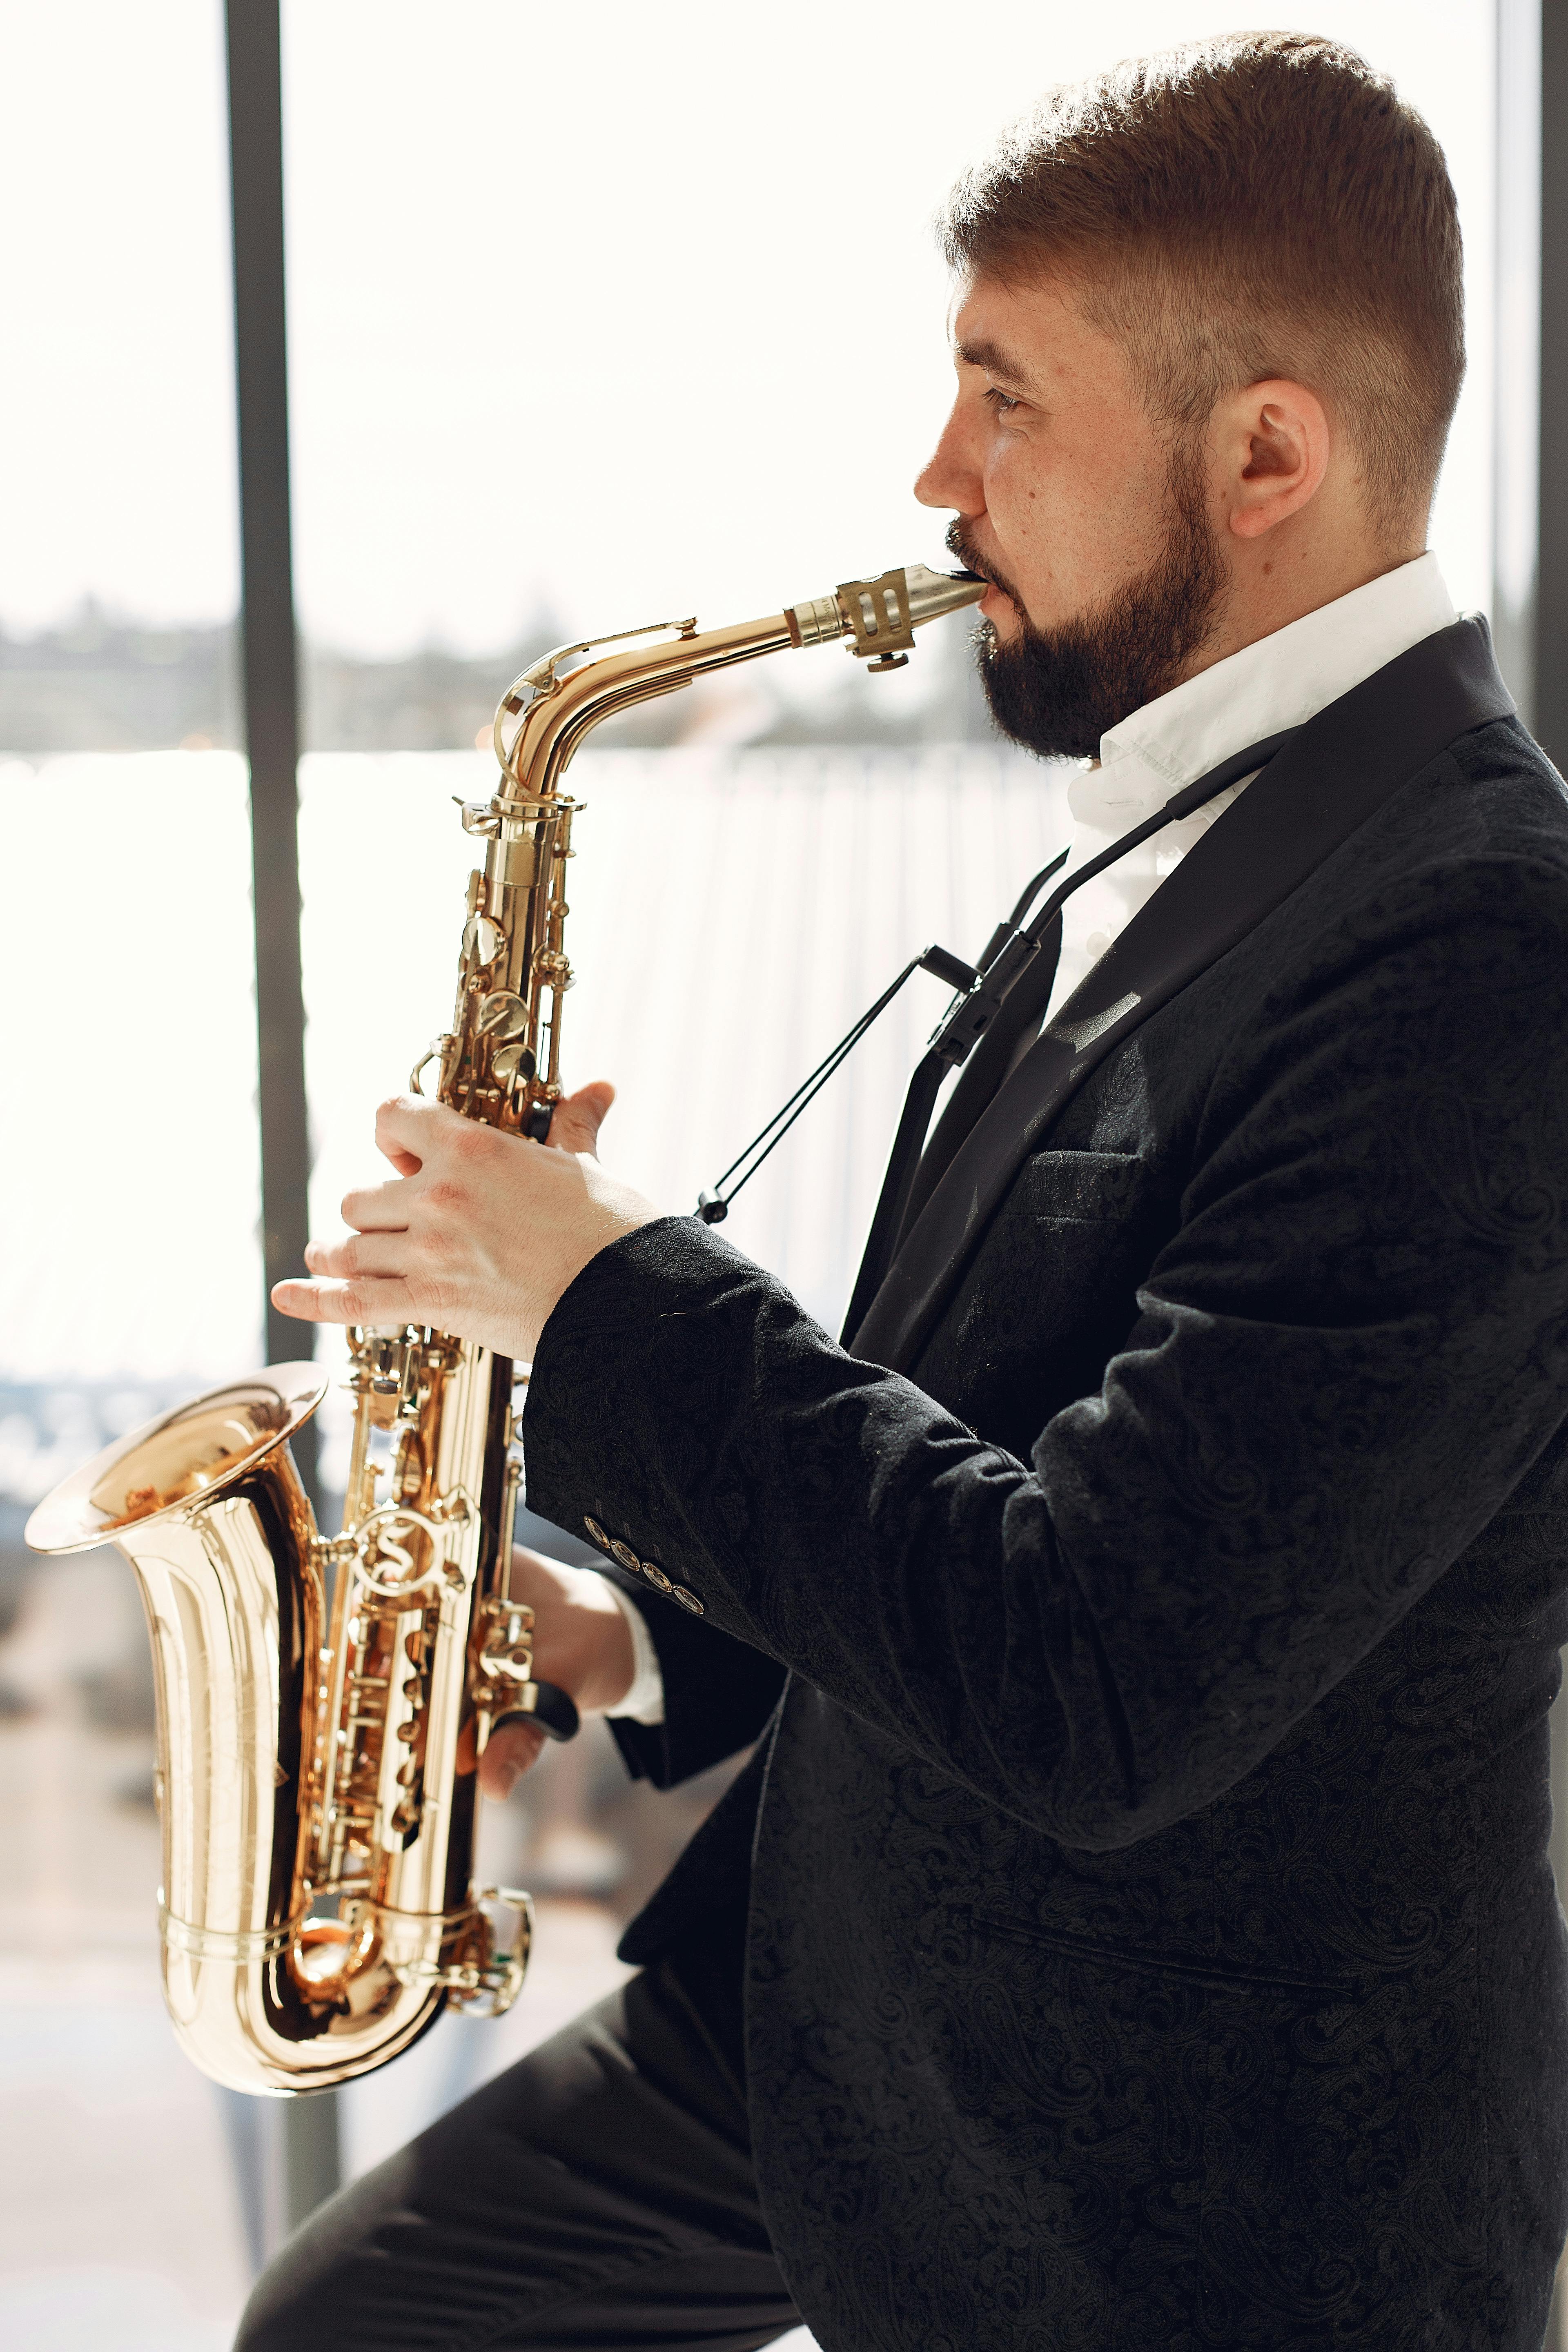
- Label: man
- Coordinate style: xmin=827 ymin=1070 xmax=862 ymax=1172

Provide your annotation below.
xmin=243 ymin=32 xmax=1568 ymax=2352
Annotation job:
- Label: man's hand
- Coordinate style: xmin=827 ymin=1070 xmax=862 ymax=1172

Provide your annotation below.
xmin=469 ymin=1546 xmax=636 ymax=1798
xmin=271 ymin=1080 xmax=657 ymax=1361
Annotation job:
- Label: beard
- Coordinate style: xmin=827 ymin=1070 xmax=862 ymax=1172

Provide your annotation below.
xmin=950 ymin=450 xmax=1226 ymax=760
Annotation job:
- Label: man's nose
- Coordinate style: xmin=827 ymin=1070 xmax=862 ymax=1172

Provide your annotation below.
xmin=914 ymin=407 xmax=982 ymax=513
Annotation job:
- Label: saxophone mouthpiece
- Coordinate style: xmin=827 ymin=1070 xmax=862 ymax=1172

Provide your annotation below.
xmin=786 ymin=563 xmax=987 ymax=670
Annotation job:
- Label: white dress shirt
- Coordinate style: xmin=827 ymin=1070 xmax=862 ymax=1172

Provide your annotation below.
xmin=602 ymin=1576 xmax=667 ymax=1725
xmin=605 ymin=552 xmax=1459 ymax=1731
xmin=1039 ymin=552 xmax=1458 ymax=1028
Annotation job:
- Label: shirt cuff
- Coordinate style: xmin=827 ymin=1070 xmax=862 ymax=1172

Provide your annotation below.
xmin=599 ymin=1576 xmax=666 ymax=1725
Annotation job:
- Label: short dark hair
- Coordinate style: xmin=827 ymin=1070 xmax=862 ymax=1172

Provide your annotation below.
xmin=941 ymin=32 xmax=1464 ymax=543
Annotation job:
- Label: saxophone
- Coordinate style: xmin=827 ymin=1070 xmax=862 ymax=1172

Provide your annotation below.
xmin=24 ymin=561 xmax=984 ymax=2095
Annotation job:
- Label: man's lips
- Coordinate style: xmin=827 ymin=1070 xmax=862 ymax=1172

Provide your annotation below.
xmin=951 ymin=552 xmax=1016 ymax=621
xmin=947 ymin=530 xmax=1021 ymax=624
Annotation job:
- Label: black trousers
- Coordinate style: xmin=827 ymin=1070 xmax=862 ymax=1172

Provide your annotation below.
xmin=234 ymin=1951 xmax=801 ymax=2352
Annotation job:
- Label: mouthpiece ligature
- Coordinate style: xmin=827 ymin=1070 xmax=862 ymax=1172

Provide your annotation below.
xmin=786 ymin=561 xmax=984 ymax=671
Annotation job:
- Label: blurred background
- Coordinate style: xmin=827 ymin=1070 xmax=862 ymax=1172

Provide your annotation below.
xmin=0 ymin=1 xmax=1554 ymax=2345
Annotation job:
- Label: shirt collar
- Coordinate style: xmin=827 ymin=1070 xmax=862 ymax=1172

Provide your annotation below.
xmin=1083 ymin=551 xmax=1458 ymax=831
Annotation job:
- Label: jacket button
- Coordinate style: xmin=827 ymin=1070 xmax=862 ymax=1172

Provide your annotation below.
xmin=584 ymin=1517 xmax=608 ymax=1548
xmin=609 ymin=1540 xmax=640 ymax=1572
xmin=672 ymin=1586 xmax=705 ymax=1615
xmin=641 ymin=1561 xmax=673 ymax=1593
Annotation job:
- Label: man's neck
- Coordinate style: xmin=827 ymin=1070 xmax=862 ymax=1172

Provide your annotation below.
xmin=1176 ymin=535 xmax=1430 ymax=690
xmin=1096 ymin=550 xmax=1456 ymax=794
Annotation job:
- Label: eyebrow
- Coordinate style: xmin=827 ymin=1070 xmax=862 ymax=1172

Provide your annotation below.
xmin=954 ymin=334 xmax=1037 ymax=394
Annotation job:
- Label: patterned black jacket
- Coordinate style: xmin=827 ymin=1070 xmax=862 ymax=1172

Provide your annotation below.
xmin=523 ymin=622 xmax=1568 ymax=2352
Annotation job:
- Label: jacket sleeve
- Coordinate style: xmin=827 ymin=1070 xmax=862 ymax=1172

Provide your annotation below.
xmin=591 ymin=1559 xmax=788 ymax=1788
xmin=521 ymin=852 xmax=1568 ymax=1850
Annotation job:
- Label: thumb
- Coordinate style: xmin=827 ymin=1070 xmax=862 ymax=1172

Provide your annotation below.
xmin=548 ymin=1079 xmax=615 ymax=1157
xmin=477 ymin=1716 xmax=546 ymax=1799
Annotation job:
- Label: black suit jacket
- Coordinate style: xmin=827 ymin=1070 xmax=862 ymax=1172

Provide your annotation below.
xmin=523 ymin=622 xmax=1568 ymax=2350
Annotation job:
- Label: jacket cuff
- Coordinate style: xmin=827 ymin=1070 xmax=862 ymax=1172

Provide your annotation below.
xmin=524 ymin=1220 xmax=793 ymax=1786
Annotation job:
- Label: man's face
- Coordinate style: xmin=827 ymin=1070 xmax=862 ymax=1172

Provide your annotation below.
xmin=915 ymin=272 xmax=1227 ymax=756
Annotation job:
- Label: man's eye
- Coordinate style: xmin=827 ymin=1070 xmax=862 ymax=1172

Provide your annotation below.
xmin=983 ymin=386 xmax=1022 ymax=416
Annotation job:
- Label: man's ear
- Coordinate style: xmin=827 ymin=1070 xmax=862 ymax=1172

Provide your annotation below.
xmin=1221 ymin=379 xmax=1331 ymax=541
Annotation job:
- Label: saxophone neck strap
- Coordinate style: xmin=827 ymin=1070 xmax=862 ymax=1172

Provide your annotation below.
xmin=693 ymin=730 xmax=1299 ymax=1312
xmin=836 ymin=727 xmax=1300 ymax=1341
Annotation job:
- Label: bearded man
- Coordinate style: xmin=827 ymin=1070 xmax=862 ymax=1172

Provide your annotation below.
xmin=243 ymin=31 xmax=1568 ymax=2352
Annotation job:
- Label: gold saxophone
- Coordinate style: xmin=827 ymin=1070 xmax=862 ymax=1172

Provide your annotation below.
xmin=24 ymin=562 xmax=984 ymax=2095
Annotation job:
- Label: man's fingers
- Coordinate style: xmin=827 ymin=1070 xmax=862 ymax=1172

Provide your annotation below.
xmin=549 ymin=1080 xmax=616 ymax=1158
xmin=340 ymin=1176 xmax=414 ymax=1234
xmin=370 ymin=1081 xmax=615 ymax=1164
xmin=304 ymin=1232 xmax=409 ymax=1279
xmin=375 ymin=1093 xmax=468 ymax=1166
xmin=271 ymin=1275 xmax=418 ymax=1327
xmin=478 ymin=1717 xmax=546 ymax=1799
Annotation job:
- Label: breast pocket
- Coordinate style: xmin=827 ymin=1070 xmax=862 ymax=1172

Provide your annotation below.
xmin=927 ymin=1150 xmax=1166 ymax=1449
xmin=1018 ymin=1147 xmax=1147 ymax=1226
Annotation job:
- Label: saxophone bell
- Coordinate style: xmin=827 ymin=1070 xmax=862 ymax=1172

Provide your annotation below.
xmin=24 ymin=1369 xmax=461 ymax=2091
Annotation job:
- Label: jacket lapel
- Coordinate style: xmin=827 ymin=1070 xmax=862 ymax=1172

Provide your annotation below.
xmin=894 ymin=913 xmax=1064 ymax=1246
xmin=849 ymin=616 xmax=1517 ymax=1374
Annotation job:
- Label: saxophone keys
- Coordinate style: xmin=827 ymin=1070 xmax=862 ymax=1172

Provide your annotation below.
xmin=490 ymin=1041 xmax=537 ymax=1088
xmin=463 ymin=913 xmax=504 ymax=967
xmin=477 ymin=989 xmax=529 ymax=1041
xmin=530 ymin=947 xmax=573 ymax=993
xmin=410 ymin=1033 xmax=459 ymax=1099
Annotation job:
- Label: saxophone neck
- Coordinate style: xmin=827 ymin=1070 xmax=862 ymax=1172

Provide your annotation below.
xmin=428 ymin=557 xmax=987 ymax=1142
xmin=492 ymin=561 xmax=985 ymax=795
